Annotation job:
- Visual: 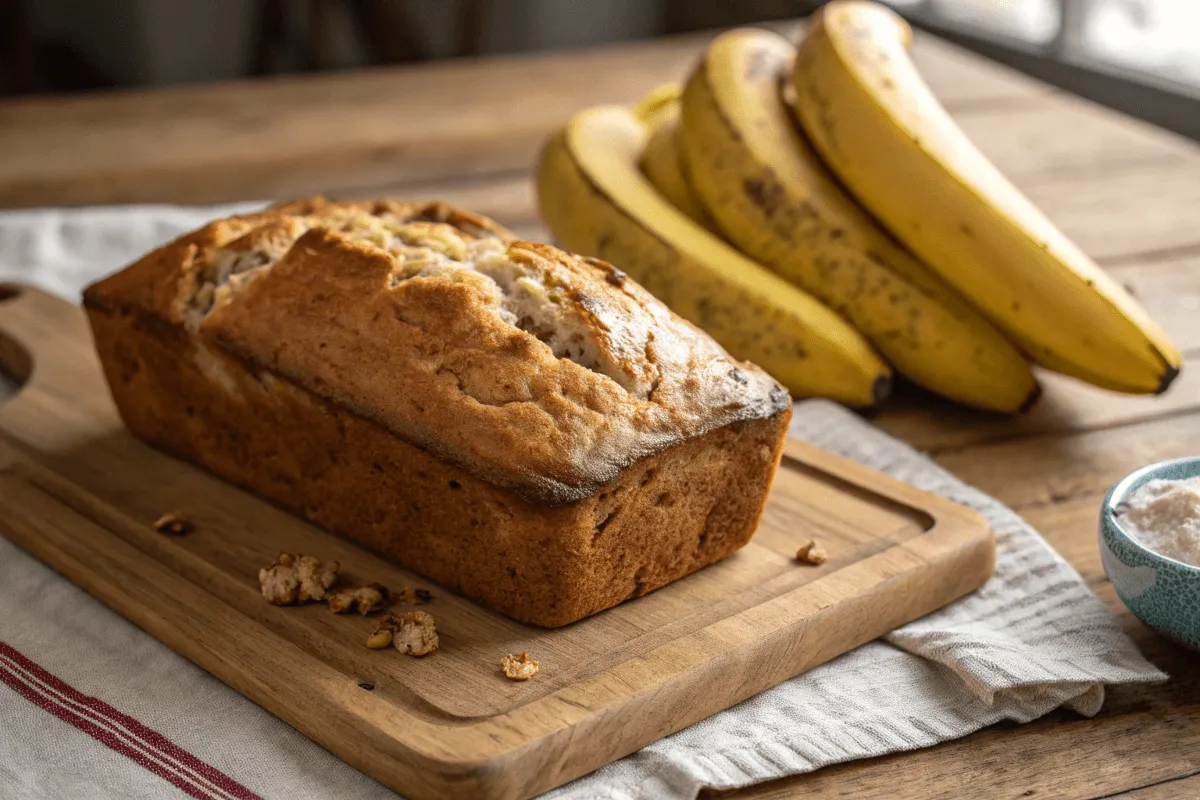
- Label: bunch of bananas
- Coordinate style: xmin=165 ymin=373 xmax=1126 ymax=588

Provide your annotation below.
xmin=536 ymin=0 xmax=1181 ymax=411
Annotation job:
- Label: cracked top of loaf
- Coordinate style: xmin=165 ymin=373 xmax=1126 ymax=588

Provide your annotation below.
xmin=84 ymin=198 xmax=790 ymax=504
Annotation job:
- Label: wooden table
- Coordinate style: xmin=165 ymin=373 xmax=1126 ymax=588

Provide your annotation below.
xmin=2 ymin=21 xmax=1199 ymax=800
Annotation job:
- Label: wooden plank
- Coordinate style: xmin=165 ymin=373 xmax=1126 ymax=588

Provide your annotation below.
xmin=955 ymin=93 xmax=1198 ymax=179
xmin=934 ymin=412 xmax=1200 ymax=511
xmin=905 ymin=33 xmax=1053 ymax=108
xmin=1109 ymin=776 xmax=1200 ymax=798
xmin=0 ymin=43 xmax=704 ymax=208
xmin=0 ymin=24 xmax=1052 ymax=210
xmin=876 ymin=356 xmax=1200 ymax=455
xmin=1107 ymin=250 xmax=1200 ymax=334
xmin=355 ymin=96 xmax=1197 ymax=200
xmin=874 ymin=250 xmax=1200 ymax=453
xmin=1020 ymin=160 xmax=1200 ymax=263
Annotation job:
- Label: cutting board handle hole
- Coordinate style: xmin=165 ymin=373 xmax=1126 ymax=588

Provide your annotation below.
xmin=0 ymin=285 xmax=20 ymax=304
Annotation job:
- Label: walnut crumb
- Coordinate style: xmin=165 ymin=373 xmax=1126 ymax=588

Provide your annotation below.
xmin=395 ymin=586 xmax=434 ymax=605
xmin=153 ymin=511 xmax=192 ymax=536
xmin=258 ymin=553 xmax=340 ymax=605
xmin=328 ymin=583 xmax=388 ymax=615
xmin=394 ymin=611 xmax=439 ymax=656
xmin=371 ymin=611 xmax=438 ymax=656
xmin=501 ymin=651 xmax=539 ymax=681
xmin=795 ymin=540 xmax=827 ymax=565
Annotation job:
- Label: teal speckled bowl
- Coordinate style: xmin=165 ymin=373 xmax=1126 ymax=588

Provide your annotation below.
xmin=1100 ymin=456 xmax=1200 ymax=652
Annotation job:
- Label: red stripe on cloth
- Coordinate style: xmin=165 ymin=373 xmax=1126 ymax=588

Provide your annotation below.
xmin=0 ymin=652 xmax=243 ymax=800
xmin=0 ymin=661 xmax=218 ymax=800
xmin=0 ymin=641 xmax=262 ymax=800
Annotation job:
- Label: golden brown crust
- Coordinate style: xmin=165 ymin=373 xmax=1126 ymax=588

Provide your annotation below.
xmin=86 ymin=284 xmax=790 ymax=626
xmin=84 ymin=198 xmax=789 ymax=505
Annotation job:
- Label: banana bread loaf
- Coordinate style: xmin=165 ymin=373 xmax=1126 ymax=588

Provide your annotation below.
xmin=83 ymin=198 xmax=792 ymax=626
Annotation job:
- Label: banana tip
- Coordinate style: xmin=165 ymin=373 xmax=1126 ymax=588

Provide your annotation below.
xmin=871 ymin=374 xmax=893 ymax=407
xmin=1017 ymin=383 xmax=1043 ymax=415
xmin=1157 ymin=364 xmax=1181 ymax=395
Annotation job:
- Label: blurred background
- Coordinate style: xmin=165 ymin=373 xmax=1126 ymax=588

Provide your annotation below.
xmin=2 ymin=0 xmax=1199 ymax=138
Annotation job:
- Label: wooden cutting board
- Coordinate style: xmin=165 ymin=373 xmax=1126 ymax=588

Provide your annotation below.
xmin=0 ymin=285 xmax=994 ymax=800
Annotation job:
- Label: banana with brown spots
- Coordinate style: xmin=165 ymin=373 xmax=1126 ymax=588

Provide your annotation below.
xmin=681 ymin=27 xmax=1037 ymax=412
xmin=536 ymin=101 xmax=891 ymax=407
xmin=634 ymin=84 xmax=715 ymax=230
xmin=791 ymin=0 xmax=1180 ymax=393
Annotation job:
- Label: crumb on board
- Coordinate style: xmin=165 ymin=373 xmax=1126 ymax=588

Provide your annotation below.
xmin=153 ymin=511 xmax=193 ymax=536
xmin=368 ymin=611 xmax=438 ymax=656
xmin=258 ymin=553 xmax=340 ymax=605
xmin=795 ymin=540 xmax=827 ymax=565
xmin=395 ymin=586 xmax=434 ymax=605
xmin=328 ymin=583 xmax=388 ymax=615
xmin=501 ymin=651 xmax=539 ymax=681
xmin=393 ymin=611 xmax=439 ymax=656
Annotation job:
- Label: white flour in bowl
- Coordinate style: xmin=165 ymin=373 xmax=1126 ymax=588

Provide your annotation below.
xmin=1118 ymin=476 xmax=1200 ymax=567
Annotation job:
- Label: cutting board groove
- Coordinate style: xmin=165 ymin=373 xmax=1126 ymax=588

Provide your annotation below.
xmin=0 ymin=285 xmax=994 ymax=799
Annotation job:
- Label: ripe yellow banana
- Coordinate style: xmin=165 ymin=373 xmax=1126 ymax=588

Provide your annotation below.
xmin=635 ymin=84 xmax=714 ymax=229
xmin=535 ymin=104 xmax=891 ymax=406
xmin=792 ymin=0 xmax=1181 ymax=393
xmin=681 ymin=26 xmax=1038 ymax=413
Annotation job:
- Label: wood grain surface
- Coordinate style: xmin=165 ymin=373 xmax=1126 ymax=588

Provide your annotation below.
xmin=0 ymin=21 xmax=1058 ymax=209
xmin=3 ymin=15 xmax=1200 ymax=800
xmin=0 ymin=288 xmax=993 ymax=800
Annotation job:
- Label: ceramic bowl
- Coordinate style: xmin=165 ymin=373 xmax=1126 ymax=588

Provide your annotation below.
xmin=1100 ymin=456 xmax=1200 ymax=651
